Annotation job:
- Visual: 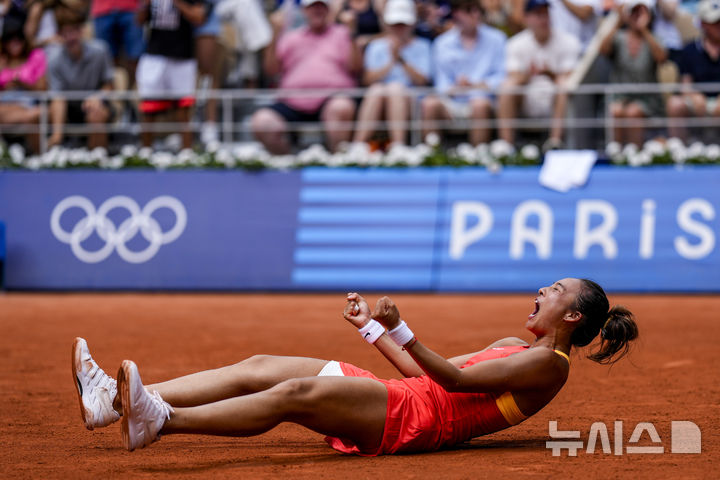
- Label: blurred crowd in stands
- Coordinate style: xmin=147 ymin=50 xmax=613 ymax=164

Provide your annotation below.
xmin=0 ymin=0 xmax=719 ymax=154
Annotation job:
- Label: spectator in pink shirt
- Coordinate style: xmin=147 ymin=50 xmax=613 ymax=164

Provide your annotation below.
xmin=251 ymin=0 xmax=360 ymax=154
xmin=0 ymin=25 xmax=47 ymax=152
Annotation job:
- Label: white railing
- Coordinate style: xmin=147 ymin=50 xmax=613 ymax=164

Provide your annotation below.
xmin=2 ymin=82 xmax=720 ymax=153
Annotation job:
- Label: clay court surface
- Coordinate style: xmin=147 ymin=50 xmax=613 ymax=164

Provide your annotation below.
xmin=0 ymin=292 xmax=717 ymax=479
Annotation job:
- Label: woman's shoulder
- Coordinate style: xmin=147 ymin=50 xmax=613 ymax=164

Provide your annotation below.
xmin=490 ymin=337 xmax=529 ymax=348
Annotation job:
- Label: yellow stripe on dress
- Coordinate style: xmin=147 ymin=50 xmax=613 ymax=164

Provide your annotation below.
xmin=495 ymin=392 xmax=527 ymax=425
xmin=553 ymin=349 xmax=570 ymax=363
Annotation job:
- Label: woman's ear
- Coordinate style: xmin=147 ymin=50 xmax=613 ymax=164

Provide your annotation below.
xmin=563 ymin=310 xmax=583 ymax=325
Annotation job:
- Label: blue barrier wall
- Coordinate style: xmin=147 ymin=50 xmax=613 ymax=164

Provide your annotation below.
xmin=0 ymin=167 xmax=718 ymax=291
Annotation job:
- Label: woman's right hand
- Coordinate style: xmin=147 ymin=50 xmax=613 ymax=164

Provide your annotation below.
xmin=343 ymin=292 xmax=372 ymax=328
xmin=371 ymin=296 xmax=401 ymax=330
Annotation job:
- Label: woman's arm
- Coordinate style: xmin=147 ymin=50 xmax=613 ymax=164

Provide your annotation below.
xmin=344 ymin=293 xmax=425 ymax=377
xmin=371 ymin=297 xmax=564 ymax=393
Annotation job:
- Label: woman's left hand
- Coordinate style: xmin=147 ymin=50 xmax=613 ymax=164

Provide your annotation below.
xmin=371 ymin=296 xmax=401 ymax=330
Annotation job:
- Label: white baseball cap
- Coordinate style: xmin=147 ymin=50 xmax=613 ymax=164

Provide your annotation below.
xmin=300 ymin=0 xmax=330 ymax=7
xmin=698 ymin=0 xmax=720 ymax=23
xmin=384 ymin=0 xmax=417 ymax=25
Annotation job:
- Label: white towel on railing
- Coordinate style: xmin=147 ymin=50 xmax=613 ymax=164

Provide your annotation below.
xmin=539 ymin=150 xmax=598 ymax=192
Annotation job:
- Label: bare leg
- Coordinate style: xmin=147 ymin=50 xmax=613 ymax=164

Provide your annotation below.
xmin=85 ymin=102 xmax=110 ymax=149
xmin=162 ymin=376 xmax=388 ymax=452
xmin=145 ymin=355 xmax=329 ymax=407
xmin=196 ymin=35 xmax=220 ymax=125
xmin=0 ymin=104 xmax=41 ymax=124
xmin=625 ymin=102 xmax=646 ymax=147
xmin=385 ymin=83 xmax=409 ymax=145
xmin=497 ymin=80 xmax=520 ymax=143
xmin=469 ymin=97 xmax=493 ymax=145
xmin=250 ymin=108 xmax=291 ymax=154
xmin=322 ymin=96 xmax=356 ymax=152
xmin=550 ymin=91 xmax=569 ymax=143
xmin=420 ymin=95 xmax=451 ymax=141
xmin=141 ymin=111 xmax=156 ymax=148
xmin=176 ymin=106 xmax=194 ymax=149
xmin=353 ymin=84 xmax=386 ymax=143
xmin=609 ymin=101 xmax=625 ymax=145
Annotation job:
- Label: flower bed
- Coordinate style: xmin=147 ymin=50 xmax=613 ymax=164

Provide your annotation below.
xmin=1 ymin=136 xmax=719 ymax=171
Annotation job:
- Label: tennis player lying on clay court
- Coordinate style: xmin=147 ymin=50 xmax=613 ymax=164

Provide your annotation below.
xmin=72 ymin=277 xmax=638 ymax=454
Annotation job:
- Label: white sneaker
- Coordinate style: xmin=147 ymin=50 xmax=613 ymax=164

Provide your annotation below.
xmin=72 ymin=337 xmax=120 ymax=430
xmin=118 ymin=360 xmax=174 ymax=452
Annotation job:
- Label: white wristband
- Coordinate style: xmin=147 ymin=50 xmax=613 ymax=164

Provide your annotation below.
xmin=388 ymin=320 xmax=414 ymax=346
xmin=358 ymin=319 xmax=385 ymax=344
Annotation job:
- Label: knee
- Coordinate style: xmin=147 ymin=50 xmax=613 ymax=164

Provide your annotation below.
xmin=365 ymin=83 xmax=386 ymax=97
xmin=384 ymin=82 xmax=407 ymax=97
xmin=251 ymin=108 xmax=285 ymax=135
xmin=269 ymin=378 xmax=318 ymax=413
xmin=470 ymin=98 xmax=492 ymax=118
xmin=235 ymin=354 xmax=275 ymax=369
xmin=667 ymin=95 xmax=687 ymax=117
xmin=626 ymin=104 xmax=645 ymax=118
xmin=323 ymin=97 xmax=355 ymax=121
xmin=421 ymin=96 xmax=440 ymax=118
xmin=609 ymin=102 xmax=625 ymax=118
xmin=86 ymin=107 xmax=109 ymax=124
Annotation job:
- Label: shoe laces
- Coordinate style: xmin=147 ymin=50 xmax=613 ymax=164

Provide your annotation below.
xmin=150 ymin=390 xmax=174 ymax=420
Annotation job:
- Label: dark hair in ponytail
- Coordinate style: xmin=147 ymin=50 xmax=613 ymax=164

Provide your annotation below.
xmin=570 ymin=279 xmax=639 ymax=365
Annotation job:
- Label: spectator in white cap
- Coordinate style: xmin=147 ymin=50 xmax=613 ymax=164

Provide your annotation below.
xmin=351 ymin=0 xmax=432 ymax=148
xmin=666 ymin=0 xmax=720 ymax=141
xmin=599 ymin=0 xmax=667 ymax=146
xmin=497 ymin=0 xmax=581 ymax=151
xmin=251 ymin=0 xmax=360 ymax=154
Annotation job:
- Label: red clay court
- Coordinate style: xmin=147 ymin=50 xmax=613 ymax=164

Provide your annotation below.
xmin=0 ymin=292 xmax=717 ymax=479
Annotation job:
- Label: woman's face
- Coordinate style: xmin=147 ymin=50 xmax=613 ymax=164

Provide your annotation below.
xmin=388 ymin=23 xmax=413 ymax=39
xmin=5 ymin=36 xmax=25 ymax=58
xmin=526 ymin=278 xmax=583 ymax=335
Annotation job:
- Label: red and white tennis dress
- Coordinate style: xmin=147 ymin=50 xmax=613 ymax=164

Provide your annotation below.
xmin=325 ymin=345 xmax=567 ymax=455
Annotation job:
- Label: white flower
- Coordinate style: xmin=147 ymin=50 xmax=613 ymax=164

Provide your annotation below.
xmin=687 ymin=141 xmax=705 ymax=159
xmin=642 ymin=139 xmax=665 ymax=158
xmin=108 ymin=155 xmax=125 ymax=169
xmin=666 ymin=137 xmax=685 ymax=152
xmin=424 ymin=132 xmax=440 ymax=147
xmin=177 ymin=148 xmax=196 ymax=165
xmin=627 ymin=151 xmax=643 ymax=167
xmin=150 ymin=151 xmax=173 ymax=169
xmin=520 ymin=144 xmax=540 ymax=161
xmin=456 ymin=143 xmax=476 ymax=163
xmin=297 ymin=144 xmax=329 ymax=165
xmin=671 ymin=148 xmax=687 ymax=165
xmin=58 ymin=147 xmax=71 ymax=166
xmin=621 ymin=143 xmax=638 ymax=158
xmin=70 ymin=148 xmax=88 ymax=165
xmin=704 ymin=144 xmax=720 ymax=161
xmin=489 ymin=139 xmax=515 ymax=158
xmin=120 ymin=145 xmax=137 ymax=157
xmin=8 ymin=144 xmax=25 ymax=164
xmin=90 ymin=147 xmax=107 ymax=163
xmin=138 ymin=147 xmax=153 ymax=159
xmin=26 ymin=156 xmax=42 ymax=170
xmin=215 ymin=148 xmax=233 ymax=166
xmin=205 ymin=140 xmax=221 ymax=154
xmin=605 ymin=141 xmax=622 ymax=159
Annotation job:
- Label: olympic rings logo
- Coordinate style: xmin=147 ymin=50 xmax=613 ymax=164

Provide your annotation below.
xmin=50 ymin=195 xmax=187 ymax=264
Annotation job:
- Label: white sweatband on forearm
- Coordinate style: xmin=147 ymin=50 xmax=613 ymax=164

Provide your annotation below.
xmin=358 ymin=319 xmax=385 ymax=344
xmin=388 ymin=320 xmax=414 ymax=346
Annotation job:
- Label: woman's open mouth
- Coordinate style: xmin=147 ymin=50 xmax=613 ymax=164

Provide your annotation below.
xmin=528 ymin=299 xmax=540 ymax=320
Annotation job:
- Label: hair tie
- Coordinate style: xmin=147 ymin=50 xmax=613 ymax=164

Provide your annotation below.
xmin=600 ymin=317 xmax=612 ymax=339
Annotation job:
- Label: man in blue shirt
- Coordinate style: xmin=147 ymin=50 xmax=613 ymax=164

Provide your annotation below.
xmin=421 ymin=0 xmax=506 ymax=145
xmin=666 ymin=0 xmax=720 ymax=141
